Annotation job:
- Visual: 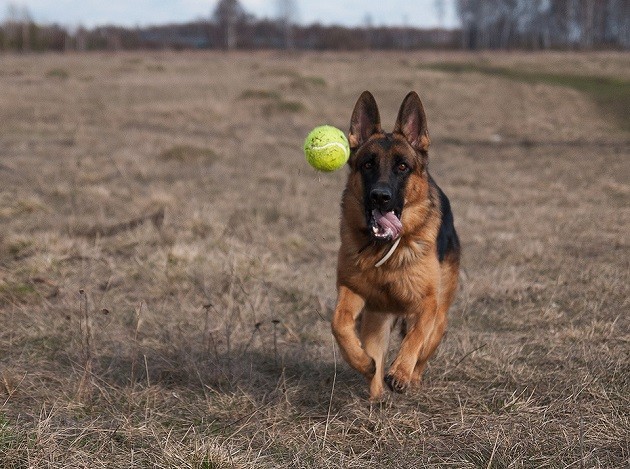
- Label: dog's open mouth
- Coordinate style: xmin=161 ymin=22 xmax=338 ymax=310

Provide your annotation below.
xmin=369 ymin=209 xmax=403 ymax=241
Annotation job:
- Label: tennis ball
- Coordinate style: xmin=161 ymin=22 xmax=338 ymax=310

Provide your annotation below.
xmin=303 ymin=125 xmax=350 ymax=172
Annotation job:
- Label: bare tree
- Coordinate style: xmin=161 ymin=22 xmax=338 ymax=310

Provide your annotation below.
xmin=212 ymin=0 xmax=247 ymax=49
xmin=609 ymin=0 xmax=630 ymax=47
xmin=364 ymin=13 xmax=374 ymax=49
xmin=456 ymin=0 xmax=480 ymax=48
xmin=276 ymin=0 xmax=297 ymax=49
xmin=434 ymin=0 xmax=446 ymax=27
xmin=5 ymin=2 xmax=33 ymax=51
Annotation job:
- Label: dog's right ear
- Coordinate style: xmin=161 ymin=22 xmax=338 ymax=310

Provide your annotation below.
xmin=349 ymin=91 xmax=382 ymax=151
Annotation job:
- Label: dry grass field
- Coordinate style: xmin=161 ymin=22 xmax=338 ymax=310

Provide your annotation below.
xmin=0 ymin=50 xmax=628 ymax=468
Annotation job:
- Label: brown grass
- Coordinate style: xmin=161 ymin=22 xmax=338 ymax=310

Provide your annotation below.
xmin=0 ymin=50 xmax=628 ymax=468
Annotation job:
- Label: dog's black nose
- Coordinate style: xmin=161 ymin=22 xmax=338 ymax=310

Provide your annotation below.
xmin=370 ymin=187 xmax=392 ymax=207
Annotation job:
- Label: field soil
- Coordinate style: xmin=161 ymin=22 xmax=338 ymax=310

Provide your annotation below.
xmin=0 ymin=50 xmax=628 ymax=468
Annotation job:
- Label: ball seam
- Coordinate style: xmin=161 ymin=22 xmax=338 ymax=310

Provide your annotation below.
xmin=308 ymin=141 xmax=349 ymax=157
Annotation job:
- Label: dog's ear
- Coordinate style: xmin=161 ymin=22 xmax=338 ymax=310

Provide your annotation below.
xmin=394 ymin=91 xmax=430 ymax=153
xmin=349 ymin=91 xmax=382 ymax=151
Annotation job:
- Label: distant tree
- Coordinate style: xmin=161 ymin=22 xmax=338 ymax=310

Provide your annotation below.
xmin=609 ymin=0 xmax=630 ymax=47
xmin=4 ymin=2 xmax=33 ymax=51
xmin=364 ymin=13 xmax=374 ymax=49
xmin=276 ymin=0 xmax=297 ymax=49
xmin=75 ymin=26 xmax=88 ymax=51
xmin=456 ymin=0 xmax=479 ymax=48
xmin=212 ymin=0 xmax=248 ymax=49
xmin=434 ymin=0 xmax=446 ymax=27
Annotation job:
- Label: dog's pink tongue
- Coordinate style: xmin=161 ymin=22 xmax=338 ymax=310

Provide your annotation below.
xmin=373 ymin=210 xmax=403 ymax=239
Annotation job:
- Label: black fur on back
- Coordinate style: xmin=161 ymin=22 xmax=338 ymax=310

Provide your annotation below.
xmin=430 ymin=176 xmax=460 ymax=263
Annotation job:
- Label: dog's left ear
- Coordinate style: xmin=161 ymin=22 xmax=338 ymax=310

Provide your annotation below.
xmin=394 ymin=91 xmax=430 ymax=153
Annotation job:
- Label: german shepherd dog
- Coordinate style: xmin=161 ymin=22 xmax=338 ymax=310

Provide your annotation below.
xmin=331 ymin=91 xmax=460 ymax=400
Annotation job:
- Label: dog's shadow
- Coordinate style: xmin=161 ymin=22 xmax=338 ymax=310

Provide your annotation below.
xmin=95 ymin=344 xmax=365 ymax=412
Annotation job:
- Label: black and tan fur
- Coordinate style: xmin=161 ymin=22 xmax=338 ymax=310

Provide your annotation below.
xmin=331 ymin=91 xmax=460 ymax=400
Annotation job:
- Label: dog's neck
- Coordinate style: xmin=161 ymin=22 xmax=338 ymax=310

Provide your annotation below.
xmin=374 ymin=238 xmax=401 ymax=267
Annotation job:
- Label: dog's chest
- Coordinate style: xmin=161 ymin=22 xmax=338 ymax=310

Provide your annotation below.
xmin=358 ymin=267 xmax=427 ymax=313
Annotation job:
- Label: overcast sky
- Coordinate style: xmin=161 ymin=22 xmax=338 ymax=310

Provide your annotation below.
xmin=1 ymin=0 xmax=460 ymax=29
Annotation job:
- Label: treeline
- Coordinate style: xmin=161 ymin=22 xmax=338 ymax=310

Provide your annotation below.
xmin=0 ymin=22 xmax=69 ymax=51
xmin=457 ymin=0 xmax=630 ymax=49
xmin=0 ymin=20 xmax=459 ymax=52
xmin=0 ymin=0 xmax=458 ymax=52
xmin=1 ymin=0 xmax=629 ymax=52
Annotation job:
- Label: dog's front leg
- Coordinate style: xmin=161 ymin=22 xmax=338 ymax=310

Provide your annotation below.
xmin=385 ymin=290 xmax=438 ymax=393
xmin=331 ymin=286 xmax=376 ymax=379
xmin=360 ymin=312 xmax=394 ymax=401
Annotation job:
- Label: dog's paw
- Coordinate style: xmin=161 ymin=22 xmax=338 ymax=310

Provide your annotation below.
xmin=368 ymin=390 xmax=387 ymax=403
xmin=384 ymin=372 xmax=408 ymax=394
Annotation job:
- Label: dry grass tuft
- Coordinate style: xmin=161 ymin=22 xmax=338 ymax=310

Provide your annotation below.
xmin=0 ymin=50 xmax=628 ymax=468
xmin=159 ymin=145 xmax=219 ymax=164
xmin=239 ymin=89 xmax=281 ymax=100
xmin=46 ymin=68 xmax=69 ymax=79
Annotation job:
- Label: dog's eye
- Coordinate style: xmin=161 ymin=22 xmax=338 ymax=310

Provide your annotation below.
xmin=397 ymin=163 xmax=408 ymax=172
xmin=363 ymin=161 xmax=374 ymax=170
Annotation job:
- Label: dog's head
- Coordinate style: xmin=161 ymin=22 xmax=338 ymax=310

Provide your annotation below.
xmin=346 ymin=91 xmax=431 ymax=243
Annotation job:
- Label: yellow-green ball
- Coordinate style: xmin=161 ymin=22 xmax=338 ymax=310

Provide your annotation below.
xmin=303 ymin=125 xmax=350 ymax=172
